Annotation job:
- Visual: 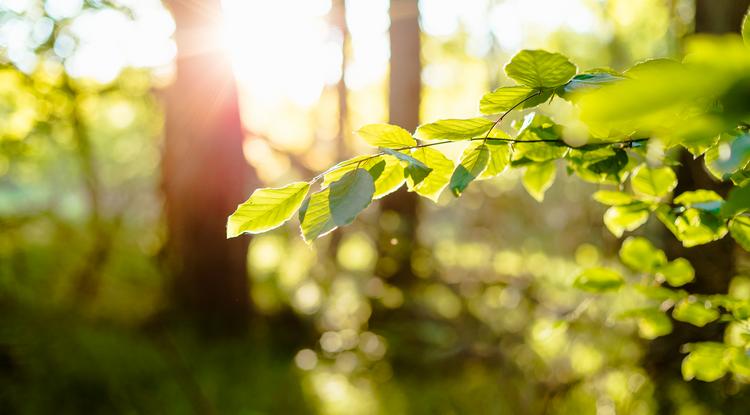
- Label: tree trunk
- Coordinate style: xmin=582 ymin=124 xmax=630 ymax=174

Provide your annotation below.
xmin=163 ymin=0 xmax=256 ymax=332
xmin=694 ymin=0 xmax=750 ymax=34
xmin=376 ymin=0 xmax=421 ymax=284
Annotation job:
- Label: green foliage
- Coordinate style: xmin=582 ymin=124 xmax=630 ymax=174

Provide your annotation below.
xmin=631 ymin=165 xmax=677 ymax=199
xmin=227 ymin=38 xmax=750 ymax=393
xmin=619 ymin=237 xmax=666 ymax=273
xmin=408 ymin=147 xmax=454 ymax=201
xmin=328 ymin=169 xmax=375 ymax=226
xmin=356 ymin=123 xmax=416 ymax=148
xmin=522 ymin=161 xmax=556 ymax=201
xmin=449 ymin=142 xmax=490 ymax=196
xmin=504 ymin=50 xmax=577 ymax=88
xmin=672 ymin=299 xmax=719 ymax=327
xmin=415 ymin=118 xmax=494 ymax=141
xmin=574 ymin=267 xmax=624 ymax=292
xmin=227 ymin=182 xmax=311 ymax=237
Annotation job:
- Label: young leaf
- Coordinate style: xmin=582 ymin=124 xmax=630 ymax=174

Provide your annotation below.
xmin=682 ymin=342 xmax=728 ymax=382
xmin=574 ymin=267 xmax=624 ymax=292
xmin=704 ymin=133 xmax=750 ymax=180
xmin=480 ymin=141 xmax=511 ymax=179
xmin=522 ymin=161 xmax=556 ymax=201
xmin=619 ymin=236 xmax=667 ymax=274
xmin=631 ymin=165 xmax=677 ymax=198
xmin=673 ymin=299 xmax=719 ymax=327
xmin=593 ymin=190 xmax=635 ymax=206
xmin=559 ymin=71 xmax=624 ymax=99
xmin=409 ymin=147 xmax=455 ymax=202
xmin=603 ymin=203 xmax=650 ymax=238
xmin=449 ymin=142 xmax=490 ymax=196
xmin=227 ymin=182 xmax=311 ymax=237
xmin=328 ymin=168 xmax=375 ymax=226
xmin=505 ymin=50 xmax=577 ymax=88
xmin=479 ymin=86 xmax=542 ymax=115
xmin=635 ymin=309 xmax=673 ymax=339
xmin=729 ymin=216 xmax=750 ymax=251
xmin=356 ymin=124 xmax=416 ymax=148
xmin=674 ymin=190 xmax=724 ymax=213
xmin=381 ymin=148 xmax=433 ymax=186
xmin=655 ymin=258 xmax=695 ymax=287
xmin=415 ymin=118 xmax=494 ymax=141
xmin=299 ymin=188 xmax=336 ymax=242
xmin=322 ymin=155 xmax=405 ymax=199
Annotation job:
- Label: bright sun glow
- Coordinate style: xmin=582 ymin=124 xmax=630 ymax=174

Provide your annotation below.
xmin=221 ymin=0 xmax=342 ymax=107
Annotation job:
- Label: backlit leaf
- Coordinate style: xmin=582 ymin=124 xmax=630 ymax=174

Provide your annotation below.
xmin=682 ymin=342 xmax=728 ymax=382
xmin=227 ymin=182 xmax=310 ymax=237
xmin=356 ymin=123 xmax=416 ymax=148
xmin=619 ymin=236 xmax=667 ymax=273
xmin=574 ymin=267 xmax=624 ymax=292
xmin=673 ymin=299 xmax=719 ymax=327
xmin=480 ymin=141 xmax=511 ymax=179
xmin=631 ymin=165 xmax=677 ymax=198
xmin=729 ymin=215 xmax=750 ymax=251
xmin=603 ymin=203 xmax=650 ymax=237
xmin=415 ymin=118 xmax=494 ymax=141
xmin=522 ymin=161 xmax=556 ymax=201
xmin=299 ymin=188 xmax=336 ymax=243
xmin=409 ymin=147 xmax=455 ymax=202
xmin=479 ymin=86 xmax=546 ymax=115
xmin=505 ymin=49 xmax=577 ymax=88
xmin=656 ymin=258 xmax=695 ymax=287
xmin=449 ymin=142 xmax=490 ymax=197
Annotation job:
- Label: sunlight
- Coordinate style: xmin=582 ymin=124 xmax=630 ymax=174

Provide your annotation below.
xmin=221 ymin=0 xmax=341 ymax=107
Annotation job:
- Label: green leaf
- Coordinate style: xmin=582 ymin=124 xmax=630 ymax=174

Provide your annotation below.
xmin=635 ymin=309 xmax=673 ymax=339
xmin=356 ymin=123 xmax=416 ymax=148
xmin=505 ymin=49 xmax=577 ymax=88
xmin=673 ymin=299 xmax=720 ymax=327
xmin=704 ymin=133 xmax=750 ymax=180
xmin=631 ymin=165 xmax=677 ymax=198
xmin=729 ymin=348 xmax=750 ymax=377
xmin=721 ymin=185 xmax=750 ymax=218
xmin=673 ymin=208 xmax=728 ymax=247
xmin=674 ymin=190 xmax=724 ymax=213
xmin=322 ymin=155 xmax=405 ymax=199
xmin=449 ymin=142 xmax=490 ymax=197
xmin=682 ymin=342 xmax=728 ymax=382
xmin=227 ymin=182 xmax=311 ymax=237
xmin=522 ymin=161 xmax=556 ymax=201
xmin=559 ymin=71 xmax=624 ymax=99
xmin=328 ymin=168 xmax=375 ymax=226
xmin=480 ymin=141 xmax=511 ymax=179
xmin=730 ymin=216 xmax=750 ymax=251
xmin=656 ymin=258 xmax=695 ymax=287
xmin=574 ymin=267 xmax=624 ymax=292
xmin=619 ymin=236 xmax=667 ymax=273
xmin=593 ymin=190 xmax=635 ymax=206
xmin=479 ymin=86 xmax=547 ymax=115
xmin=299 ymin=188 xmax=336 ymax=242
xmin=381 ymin=148 xmax=433 ymax=186
xmin=415 ymin=118 xmax=494 ymax=141
xmin=409 ymin=147 xmax=455 ymax=202
xmin=603 ymin=203 xmax=650 ymax=237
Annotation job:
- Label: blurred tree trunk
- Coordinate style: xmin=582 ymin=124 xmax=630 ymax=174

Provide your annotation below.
xmin=694 ymin=0 xmax=750 ymax=33
xmin=163 ymin=0 xmax=255 ymax=332
xmin=376 ymin=0 xmax=421 ymax=284
xmin=645 ymin=2 xmax=750 ymax=411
